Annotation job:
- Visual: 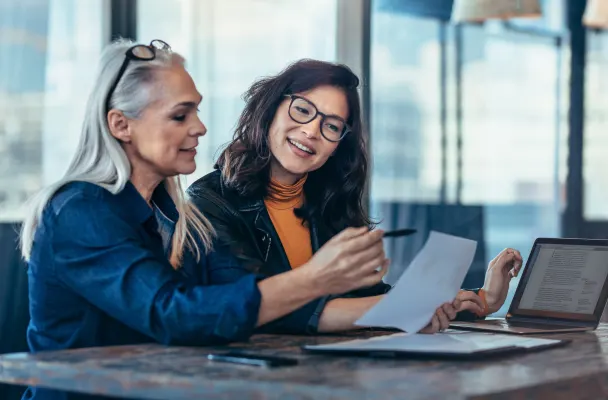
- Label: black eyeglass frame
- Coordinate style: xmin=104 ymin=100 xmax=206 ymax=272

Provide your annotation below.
xmin=105 ymin=39 xmax=171 ymax=114
xmin=284 ymin=94 xmax=352 ymax=142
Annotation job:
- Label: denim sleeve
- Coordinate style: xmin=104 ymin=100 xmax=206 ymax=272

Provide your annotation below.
xmin=206 ymin=243 xmax=330 ymax=334
xmin=51 ymin=195 xmax=262 ymax=346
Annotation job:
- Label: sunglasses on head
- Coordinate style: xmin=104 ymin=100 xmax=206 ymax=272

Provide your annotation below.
xmin=105 ymin=39 xmax=171 ymax=114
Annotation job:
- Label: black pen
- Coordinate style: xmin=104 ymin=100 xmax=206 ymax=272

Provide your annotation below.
xmin=382 ymin=229 xmax=416 ymax=238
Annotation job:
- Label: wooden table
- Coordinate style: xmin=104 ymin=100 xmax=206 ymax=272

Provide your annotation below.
xmin=1 ymin=326 xmax=608 ymax=400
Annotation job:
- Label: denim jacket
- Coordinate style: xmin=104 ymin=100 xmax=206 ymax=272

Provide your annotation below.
xmin=27 ymin=180 xmax=262 ymax=356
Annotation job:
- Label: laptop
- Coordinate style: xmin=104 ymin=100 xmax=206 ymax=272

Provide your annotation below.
xmin=451 ymin=238 xmax=608 ymax=334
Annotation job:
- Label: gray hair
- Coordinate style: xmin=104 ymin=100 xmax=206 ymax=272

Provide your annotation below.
xmin=20 ymin=39 xmax=214 ymax=268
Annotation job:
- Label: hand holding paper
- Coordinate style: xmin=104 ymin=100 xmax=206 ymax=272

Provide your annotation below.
xmin=356 ymin=231 xmax=477 ymax=333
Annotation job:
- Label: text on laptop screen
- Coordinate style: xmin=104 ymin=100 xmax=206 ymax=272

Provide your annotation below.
xmin=517 ymin=244 xmax=608 ymax=315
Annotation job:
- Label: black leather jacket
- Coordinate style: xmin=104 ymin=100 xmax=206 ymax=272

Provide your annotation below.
xmin=187 ymin=170 xmax=480 ymax=333
xmin=187 ymin=170 xmax=391 ymax=333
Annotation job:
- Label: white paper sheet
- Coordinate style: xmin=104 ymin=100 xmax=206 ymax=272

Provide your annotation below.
xmin=356 ymin=231 xmax=477 ymax=333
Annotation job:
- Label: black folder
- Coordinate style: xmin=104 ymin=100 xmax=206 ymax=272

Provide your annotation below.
xmin=303 ymin=331 xmax=569 ymax=359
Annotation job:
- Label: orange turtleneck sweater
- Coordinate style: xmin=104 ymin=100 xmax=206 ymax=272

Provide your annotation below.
xmin=264 ymin=176 xmax=312 ymax=269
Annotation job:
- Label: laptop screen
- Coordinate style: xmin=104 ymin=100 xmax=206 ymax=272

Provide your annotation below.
xmin=509 ymin=239 xmax=608 ymax=322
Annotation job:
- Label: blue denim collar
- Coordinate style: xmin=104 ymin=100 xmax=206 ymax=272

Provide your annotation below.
xmin=115 ymin=180 xmax=179 ymax=225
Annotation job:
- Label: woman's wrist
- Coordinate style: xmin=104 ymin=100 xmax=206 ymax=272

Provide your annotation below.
xmin=318 ymin=295 xmax=384 ymax=332
xmin=477 ymin=288 xmax=491 ymax=316
xmin=291 ymin=264 xmax=326 ymax=299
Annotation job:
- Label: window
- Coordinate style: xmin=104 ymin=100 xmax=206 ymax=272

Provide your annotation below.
xmin=459 ymin=26 xmax=567 ymax=258
xmin=369 ymin=13 xmax=443 ymax=204
xmin=369 ymin=0 xmax=568 ymax=316
xmin=584 ymin=31 xmax=608 ymax=220
xmin=0 ymin=0 xmax=107 ymax=221
xmin=138 ymin=0 xmax=339 ymax=185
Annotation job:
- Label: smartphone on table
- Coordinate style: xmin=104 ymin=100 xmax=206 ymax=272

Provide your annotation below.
xmin=207 ymin=351 xmax=298 ymax=368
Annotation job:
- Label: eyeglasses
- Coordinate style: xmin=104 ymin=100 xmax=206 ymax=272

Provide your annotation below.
xmin=105 ymin=39 xmax=171 ymax=114
xmin=284 ymin=95 xmax=351 ymax=142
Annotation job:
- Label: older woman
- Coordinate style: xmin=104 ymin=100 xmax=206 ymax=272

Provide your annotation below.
xmin=20 ymin=40 xmax=392 ymax=400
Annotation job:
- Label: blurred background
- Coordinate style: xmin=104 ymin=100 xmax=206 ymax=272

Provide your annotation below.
xmin=0 ymin=2 xmax=607 ymax=393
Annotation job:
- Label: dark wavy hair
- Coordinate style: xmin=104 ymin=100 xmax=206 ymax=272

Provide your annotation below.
xmin=216 ymin=59 xmax=372 ymax=232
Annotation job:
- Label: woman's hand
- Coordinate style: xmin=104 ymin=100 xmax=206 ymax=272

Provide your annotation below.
xmin=418 ymin=303 xmax=457 ymax=333
xmin=301 ymin=227 xmax=389 ymax=297
xmin=418 ymin=290 xmax=487 ymax=333
xmin=482 ymin=248 xmax=523 ymax=313
xmin=454 ymin=290 xmax=486 ymax=315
